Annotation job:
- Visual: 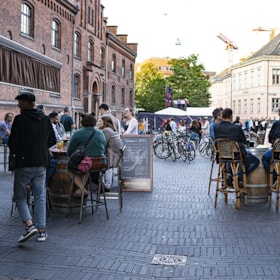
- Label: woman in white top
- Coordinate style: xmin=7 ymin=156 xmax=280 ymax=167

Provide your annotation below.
xmin=123 ymin=107 xmax=138 ymax=135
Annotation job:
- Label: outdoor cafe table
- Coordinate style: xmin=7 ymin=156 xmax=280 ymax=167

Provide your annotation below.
xmin=48 ymin=146 xmax=71 ymax=208
xmin=246 ymin=145 xmax=270 ymax=203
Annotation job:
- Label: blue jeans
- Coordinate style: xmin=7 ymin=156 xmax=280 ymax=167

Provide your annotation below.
xmin=226 ymin=149 xmax=260 ymax=180
xmin=1 ymin=135 xmax=9 ymax=145
xmin=262 ymin=149 xmax=276 ymax=181
xmin=245 ymin=149 xmax=260 ymax=175
xmin=14 ymin=166 xmax=47 ymax=229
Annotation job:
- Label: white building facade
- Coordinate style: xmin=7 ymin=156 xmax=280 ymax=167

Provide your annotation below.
xmin=210 ymin=34 xmax=280 ymax=121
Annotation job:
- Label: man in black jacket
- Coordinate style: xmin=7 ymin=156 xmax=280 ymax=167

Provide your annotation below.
xmin=262 ymin=108 xmax=280 ymax=181
xmin=214 ymin=108 xmax=259 ymax=185
xmin=8 ymin=91 xmax=56 ymax=242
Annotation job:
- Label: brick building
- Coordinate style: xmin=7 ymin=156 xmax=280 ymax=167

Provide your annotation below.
xmin=0 ymin=0 xmax=137 ymax=124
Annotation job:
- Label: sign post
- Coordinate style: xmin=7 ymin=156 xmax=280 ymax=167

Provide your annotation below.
xmin=121 ymin=135 xmax=153 ymax=192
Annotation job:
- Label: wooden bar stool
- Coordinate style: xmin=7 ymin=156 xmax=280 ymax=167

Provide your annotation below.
xmin=67 ymin=157 xmax=109 ymax=223
xmin=214 ymin=138 xmax=248 ymax=210
xmin=208 ymin=138 xmax=218 ymax=195
xmin=269 ymin=138 xmax=280 ymax=211
xmin=103 ymin=146 xmax=126 ymax=212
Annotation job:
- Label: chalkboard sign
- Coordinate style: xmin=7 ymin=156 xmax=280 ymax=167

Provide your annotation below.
xmin=121 ymin=135 xmax=153 ymax=192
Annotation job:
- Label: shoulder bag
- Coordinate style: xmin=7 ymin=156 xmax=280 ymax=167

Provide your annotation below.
xmin=67 ymin=129 xmax=95 ymax=173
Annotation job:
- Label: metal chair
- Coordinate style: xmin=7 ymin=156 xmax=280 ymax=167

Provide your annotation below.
xmin=104 ymin=146 xmax=126 ymax=212
xmin=214 ymin=138 xmax=248 ymax=210
xmin=269 ymin=138 xmax=280 ymax=211
xmin=67 ymin=157 xmax=109 ymax=223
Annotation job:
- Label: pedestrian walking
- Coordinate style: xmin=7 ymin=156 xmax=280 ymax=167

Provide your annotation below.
xmin=8 ymin=91 xmax=56 ymax=242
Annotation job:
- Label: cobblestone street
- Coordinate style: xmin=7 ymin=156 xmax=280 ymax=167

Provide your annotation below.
xmin=1 ymin=150 xmax=280 ymax=279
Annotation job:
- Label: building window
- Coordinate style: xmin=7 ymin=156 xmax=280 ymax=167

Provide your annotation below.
xmin=244 ymin=99 xmax=247 ymax=114
xmin=121 ymin=88 xmax=125 ymax=105
xmin=73 ymin=74 xmax=80 ymax=98
xmin=272 ymin=98 xmax=280 ymax=112
xmin=129 ymin=64 xmax=133 ymax=80
xmin=257 ymin=98 xmax=261 ymax=113
xmin=121 ymin=59 xmax=125 ymax=78
xmin=238 ymin=73 xmax=242 ymax=90
xmin=51 ymin=19 xmax=61 ymax=49
xmin=250 ymin=70 xmax=254 ymax=87
xmin=100 ymin=48 xmax=105 ymax=68
xmin=111 ymin=85 xmax=116 ymax=105
xmin=238 ymin=100 xmax=241 ymax=114
xmin=87 ymin=7 xmax=94 ymax=26
xmin=112 ymin=54 xmax=116 ymax=73
xmin=232 ymin=100 xmax=236 ymax=114
xmin=272 ymin=69 xmax=280 ymax=85
xmin=21 ymin=2 xmax=34 ymax=37
xmin=74 ymin=32 xmax=81 ymax=57
xmin=87 ymin=40 xmax=94 ymax=63
xmin=257 ymin=68 xmax=261 ymax=86
xmin=244 ymin=71 xmax=247 ymax=89
xmin=250 ymin=98 xmax=253 ymax=114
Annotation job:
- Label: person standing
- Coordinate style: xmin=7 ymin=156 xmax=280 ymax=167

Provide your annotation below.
xmin=8 ymin=91 xmax=56 ymax=242
xmin=169 ymin=117 xmax=177 ymax=133
xmin=99 ymin=103 xmax=121 ymax=134
xmin=201 ymin=116 xmax=210 ymax=135
xmin=60 ymin=106 xmax=75 ymax=135
xmin=123 ymin=108 xmax=138 ymax=135
xmin=0 ymin=112 xmax=14 ymax=144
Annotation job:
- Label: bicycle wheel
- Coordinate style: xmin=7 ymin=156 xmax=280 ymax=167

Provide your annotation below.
xmin=186 ymin=141 xmax=196 ymax=162
xmin=154 ymin=142 xmax=169 ymax=159
xmin=178 ymin=142 xmax=187 ymax=162
xmin=199 ymin=141 xmax=212 ymax=159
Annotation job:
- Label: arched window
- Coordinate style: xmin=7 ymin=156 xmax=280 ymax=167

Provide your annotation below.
xmin=21 ymin=2 xmax=34 ymax=37
xmin=111 ymin=85 xmax=116 ymax=105
xmin=73 ymin=74 xmax=81 ymax=98
xmin=87 ymin=40 xmax=94 ymax=63
xmin=51 ymin=19 xmax=61 ymax=49
xmin=74 ymin=32 xmax=81 ymax=57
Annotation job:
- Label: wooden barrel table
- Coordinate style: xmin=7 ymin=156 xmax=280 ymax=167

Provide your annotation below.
xmin=48 ymin=147 xmax=72 ymax=208
xmin=246 ymin=146 xmax=269 ymax=203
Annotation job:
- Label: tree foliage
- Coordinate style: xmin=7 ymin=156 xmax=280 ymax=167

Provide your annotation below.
xmin=135 ymin=62 xmax=166 ymax=112
xmin=166 ymin=54 xmax=211 ymax=107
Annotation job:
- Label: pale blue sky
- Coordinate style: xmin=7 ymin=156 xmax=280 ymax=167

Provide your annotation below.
xmin=101 ymin=0 xmax=280 ymax=73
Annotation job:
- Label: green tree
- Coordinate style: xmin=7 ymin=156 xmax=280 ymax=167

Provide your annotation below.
xmin=135 ymin=62 xmax=166 ymax=112
xmin=167 ymin=54 xmax=211 ymax=107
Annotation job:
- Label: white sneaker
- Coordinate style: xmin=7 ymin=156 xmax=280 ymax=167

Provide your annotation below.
xmin=18 ymin=225 xmax=38 ymax=242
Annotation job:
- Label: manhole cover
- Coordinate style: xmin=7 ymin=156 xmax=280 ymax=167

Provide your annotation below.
xmin=151 ymin=254 xmax=187 ymax=266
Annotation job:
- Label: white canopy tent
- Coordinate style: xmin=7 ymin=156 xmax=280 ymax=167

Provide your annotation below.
xmin=155 ymin=107 xmax=188 ymax=116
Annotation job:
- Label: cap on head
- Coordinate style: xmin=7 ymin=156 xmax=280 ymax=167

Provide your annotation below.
xmin=15 ymin=91 xmax=36 ymax=102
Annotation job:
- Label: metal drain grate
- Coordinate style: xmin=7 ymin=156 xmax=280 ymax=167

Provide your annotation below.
xmin=151 ymin=254 xmax=187 ymax=266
